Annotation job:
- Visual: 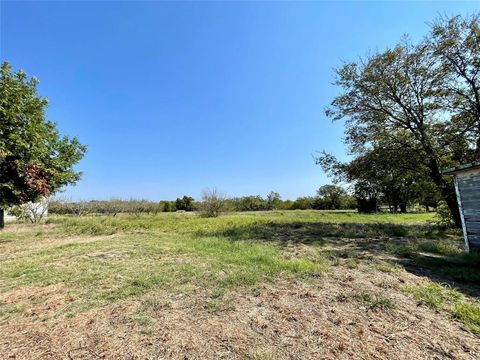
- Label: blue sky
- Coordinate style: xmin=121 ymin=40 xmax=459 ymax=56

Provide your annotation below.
xmin=1 ymin=1 xmax=478 ymax=201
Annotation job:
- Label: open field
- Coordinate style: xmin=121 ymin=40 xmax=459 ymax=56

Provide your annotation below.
xmin=1 ymin=211 xmax=480 ymax=359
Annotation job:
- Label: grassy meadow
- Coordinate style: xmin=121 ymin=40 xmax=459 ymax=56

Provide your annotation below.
xmin=1 ymin=210 xmax=480 ymax=359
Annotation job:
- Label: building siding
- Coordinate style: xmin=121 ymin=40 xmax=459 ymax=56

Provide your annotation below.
xmin=2 ymin=200 xmax=49 ymax=222
xmin=457 ymin=171 xmax=480 ymax=251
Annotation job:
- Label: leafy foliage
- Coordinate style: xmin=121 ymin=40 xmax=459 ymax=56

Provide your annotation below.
xmin=0 ymin=62 xmax=86 ymax=213
xmin=318 ymin=14 xmax=480 ymax=225
xmin=175 ymin=196 xmax=195 ymax=211
xmin=315 ymin=184 xmax=356 ymax=210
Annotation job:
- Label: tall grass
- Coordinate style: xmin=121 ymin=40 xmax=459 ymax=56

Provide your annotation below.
xmin=48 ymin=211 xmax=440 ymax=238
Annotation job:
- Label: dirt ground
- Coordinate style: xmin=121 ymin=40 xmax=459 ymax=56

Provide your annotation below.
xmin=1 ymin=214 xmax=479 ymax=360
xmin=1 ymin=264 xmax=479 ymax=359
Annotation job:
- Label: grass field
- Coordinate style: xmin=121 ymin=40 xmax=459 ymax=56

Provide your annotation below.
xmin=1 ymin=211 xmax=480 ymax=359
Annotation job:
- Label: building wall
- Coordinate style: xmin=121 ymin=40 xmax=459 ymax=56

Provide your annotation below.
xmin=4 ymin=212 xmax=17 ymax=222
xmin=457 ymin=169 xmax=480 ymax=252
xmin=3 ymin=200 xmax=49 ymax=222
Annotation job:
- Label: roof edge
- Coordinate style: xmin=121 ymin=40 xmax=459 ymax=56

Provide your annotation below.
xmin=443 ymin=162 xmax=480 ymax=175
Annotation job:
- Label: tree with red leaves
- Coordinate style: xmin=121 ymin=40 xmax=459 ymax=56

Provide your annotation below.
xmin=0 ymin=62 xmax=86 ymax=228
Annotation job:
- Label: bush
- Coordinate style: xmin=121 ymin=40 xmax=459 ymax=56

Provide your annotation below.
xmin=356 ymin=197 xmax=378 ymax=213
xmin=8 ymin=198 xmax=49 ymax=223
xmin=199 ymin=188 xmax=226 ymax=217
xmin=159 ymin=200 xmax=174 ymax=212
xmin=175 ymin=196 xmax=195 ymax=211
xmin=435 ymin=201 xmax=455 ymax=227
xmin=265 ymin=191 xmax=282 ymax=210
xmin=231 ymin=195 xmax=267 ymax=211
xmin=290 ymin=197 xmax=315 ymax=210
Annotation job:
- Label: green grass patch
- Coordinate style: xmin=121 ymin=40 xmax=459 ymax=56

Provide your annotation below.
xmin=0 ymin=211 xmax=444 ymax=321
xmin=45 ymin=211 xmax=439 ymax=239
xmin=387 ymin=239 xmax=480 ymax=282
xmin=372 ymin=261 xmax=400 ymax=273
xmin=352 ymin=292 xmax=395 ymax=310
xmin=0 ymin=302 xmax=25 ymax=320
xmin=405 ymin=283 xmax=480 ymax=334
xmin=386 ymin=239 xmax=462 ymax=258
xmin=0 ymin=230 xmax=327 ymax=317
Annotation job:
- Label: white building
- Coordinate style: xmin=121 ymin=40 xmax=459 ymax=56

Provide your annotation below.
xmin=3 ymin=199 xmax=49 ymax=223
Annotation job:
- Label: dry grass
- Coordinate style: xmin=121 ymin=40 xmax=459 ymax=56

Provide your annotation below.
xmin=0 ymin=211 xmax=479 ymax=359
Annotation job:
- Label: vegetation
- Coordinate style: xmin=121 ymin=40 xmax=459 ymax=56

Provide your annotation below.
xmin=0 ymin=211 xmax=341 ymax=313
xmin=318 ymin=13 xmax=480 ymax=226
xmin=1 ymin=210 xmax=479 ymax=358
xmin=0 ymin=62 xmax=86 ymax=228
xmin=1 ymin=9 xmax=479 ymax=359
xmin=48 ymin=184 xmax=358 ymax=217
xmin=406 ymin=283 xmax=480 ymax=334
xmin=351 ymin=292 xmax=396 ymax=310
xmin=175 ymin=196 xmax=195 ymax=212
xmin=199 ymin=188 xmax=227 ymax=217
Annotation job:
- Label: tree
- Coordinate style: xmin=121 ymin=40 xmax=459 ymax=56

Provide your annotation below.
xmin=265 ymin=191 xmax=281 ymax=210
xmin=318 ymin=139 xmax=434 ymax=213
xmin=159 ymin=200 xmax=173 ymax=212
xmin=175 ymin=196 xmax=194 ymax=211
xmin=316 ymin=185 xmax=344 ymax=210
xmin=290 ymin=197 xmax=314 ymax=210
xmin=314 ymin=184 xmax=355 ymax=210
xmin=0 ymin=62 xmax=86 ymax=228
xmin=232 ymin=195 xmax=267 ymax=211
xmin=430 ymin=14 xmax=480 ymax=158
xmin=319 ymin=14 xmax=480 ymax=226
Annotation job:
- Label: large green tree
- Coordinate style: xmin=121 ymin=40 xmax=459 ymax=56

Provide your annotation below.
xmin=0 ymin=62 xmax=86 ymax=227
xmin=319 ymin=137 xmax=439 ymax=213
xmin=319 ymin=14 xmax=479 ymax=227
xmin=430 ymin=14 xmax=480 ymax=157
xmin=315 ymin=184 xmax=354 ymax=210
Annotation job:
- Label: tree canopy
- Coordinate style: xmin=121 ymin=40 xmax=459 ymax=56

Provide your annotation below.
xmin=0 ymin=62 xmax=86 ymax=226
xmin=318 ymin=13 xmax=480 ymax=226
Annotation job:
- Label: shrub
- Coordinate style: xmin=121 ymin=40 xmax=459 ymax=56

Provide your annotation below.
xmin=8 ymin=199 xmax=49 ymax=223
xmin=231 ymin=195 xmax=267 ymax=211
xmin=290 ymin=197 xmax=315 ymax=210
xmin=159 ymin=200 xmax=174 ymax=212
xmin=199 ymin=188 xmax=226 ymax=217
xmin=175 ymin=196 xmax=195 ymax=211
xmin=265 ymin=191 xmax=282 ymax=210
xmin=435 ymin=201 xmax=455 ymax=227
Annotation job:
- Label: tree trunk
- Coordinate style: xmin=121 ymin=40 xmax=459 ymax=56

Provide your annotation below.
xmin=442 ymin=188 xmax=462 ymax=228
xmin=422 ymin=142 xmax=462 ymax=228
xmin=0 ymin=209 xmax=4 ymax=229
xmin=399 ymin=203 xmax=407 ymax=213
xmin=428 ymin=160 xmax=461 ymax=227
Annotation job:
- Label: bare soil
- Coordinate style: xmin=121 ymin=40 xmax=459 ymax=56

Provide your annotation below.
xmin=1 ymin=263 xmax=479 ymax=359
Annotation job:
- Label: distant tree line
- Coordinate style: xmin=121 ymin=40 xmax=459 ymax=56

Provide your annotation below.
xmin=48 ymin=185 xmax=357 ymax=216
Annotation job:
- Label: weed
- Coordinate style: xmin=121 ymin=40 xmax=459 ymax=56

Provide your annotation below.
xmin=344 ymin=258 xmax=359 ymax=269
xmin=372 ymin=261 xmax=400 ymax=273
xmin=352 ymin=292 xmax=395 ymax=310
xmin=377 ymin=279 xmax=397 ymax=290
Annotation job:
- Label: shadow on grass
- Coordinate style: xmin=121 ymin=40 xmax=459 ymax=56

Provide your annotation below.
xmin=196 ymin=220 xmax=450 ymax=247
xmin=197 ymin=220 xmax=479 ymax=295
xmin=392 ymin=249 xmax=480 ymax=299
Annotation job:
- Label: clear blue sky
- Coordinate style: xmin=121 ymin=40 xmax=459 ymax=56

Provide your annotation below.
xmin=1 ymin=1 xmax=478 ymax=201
